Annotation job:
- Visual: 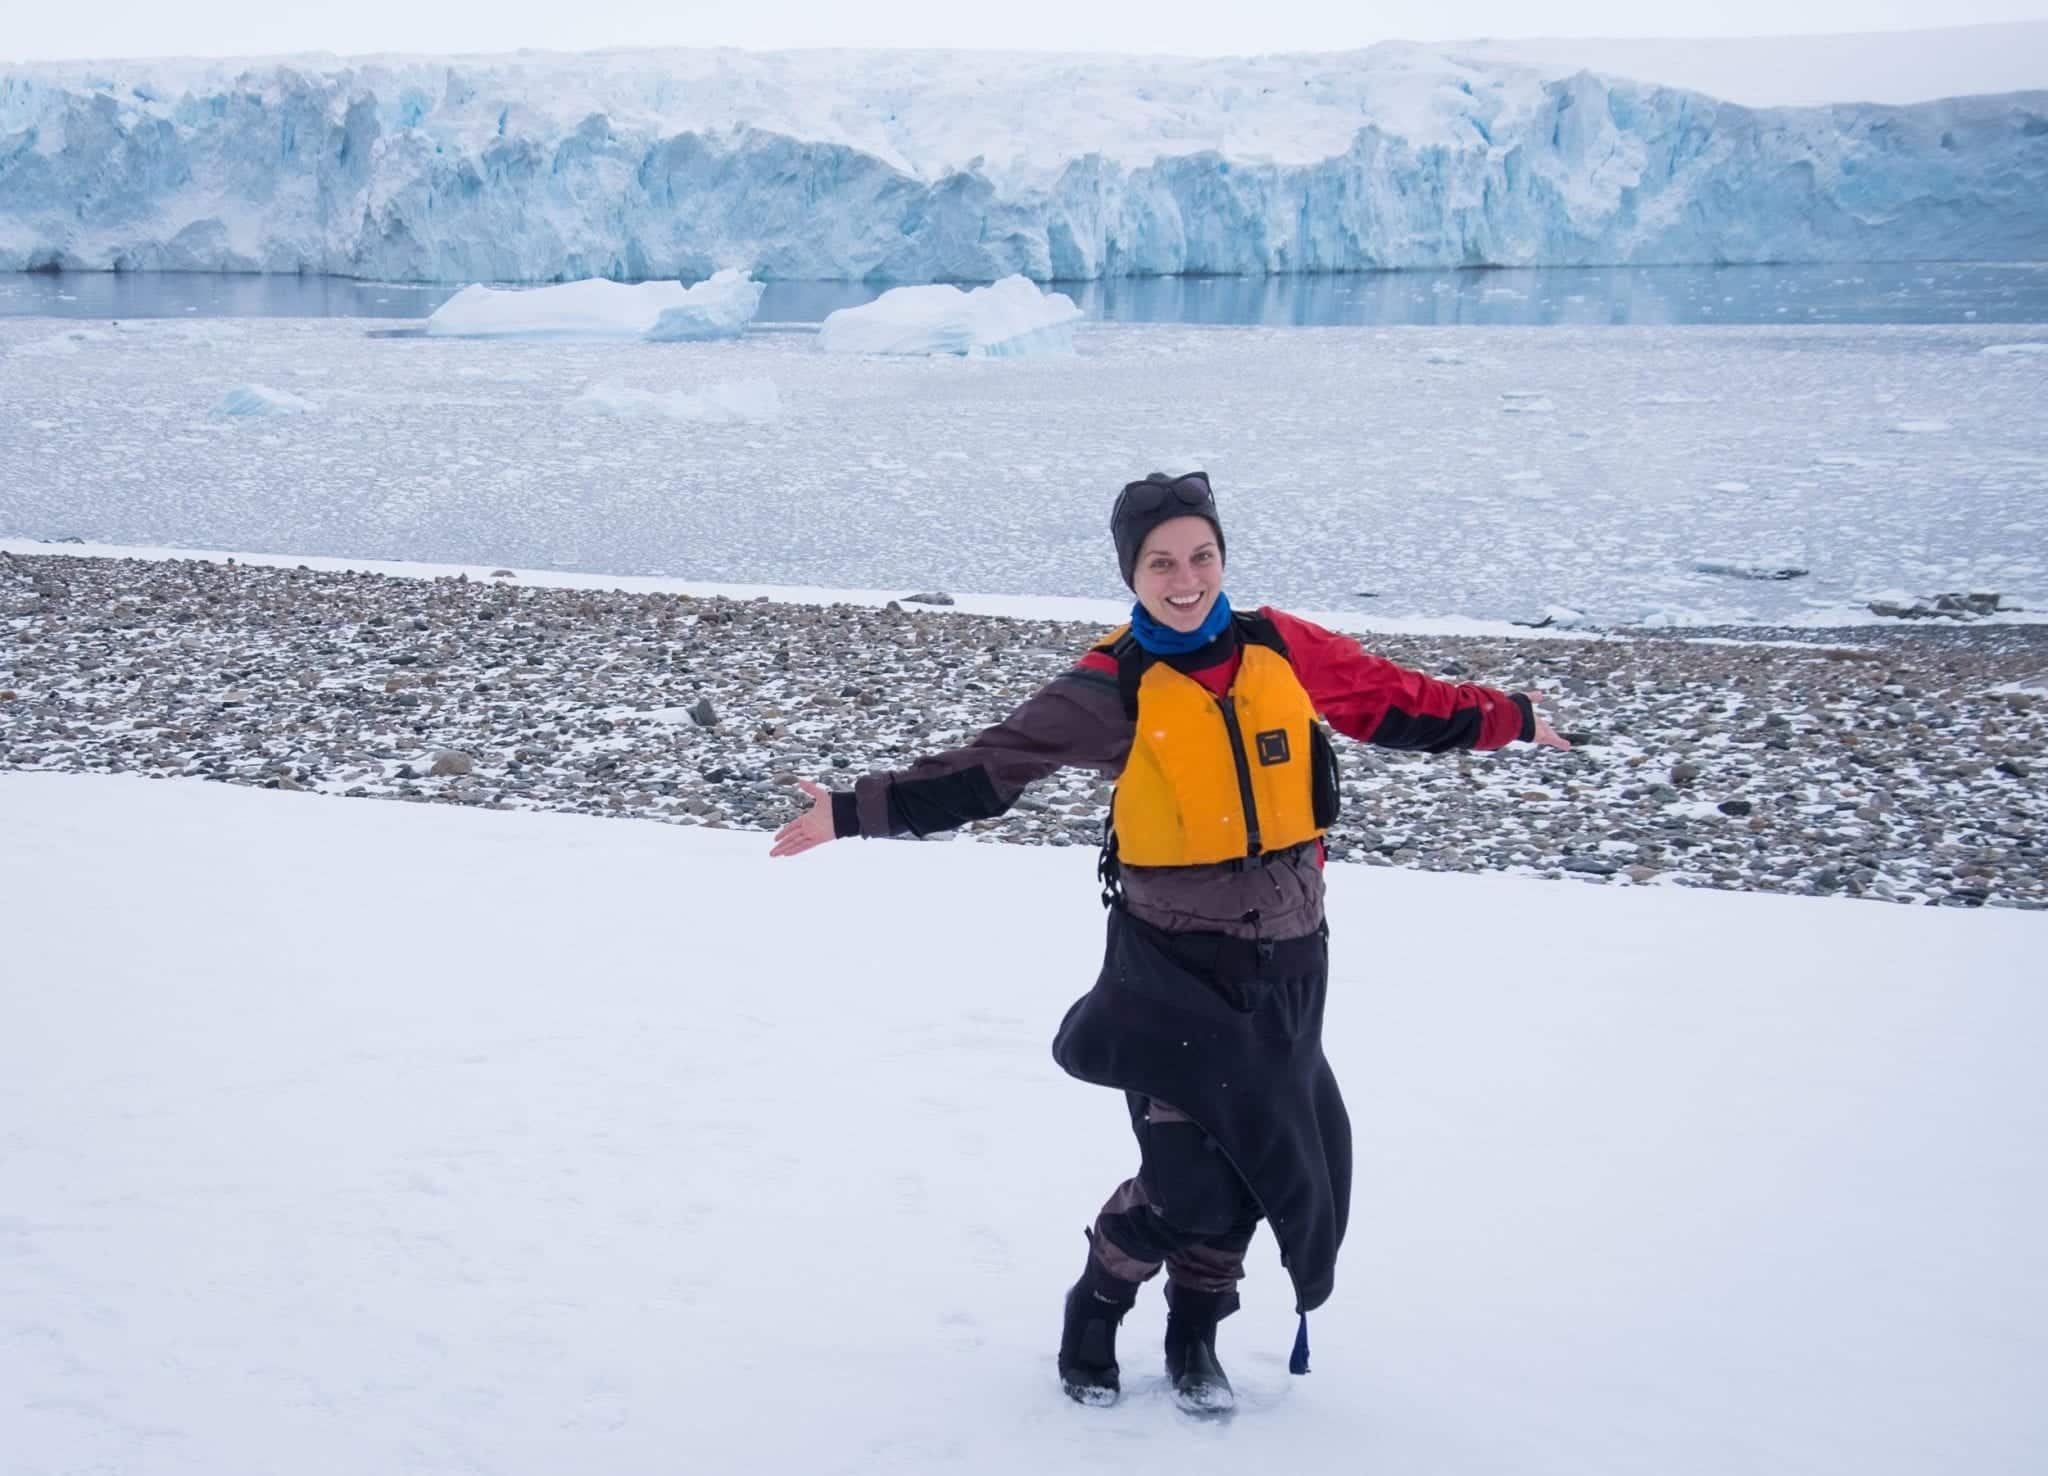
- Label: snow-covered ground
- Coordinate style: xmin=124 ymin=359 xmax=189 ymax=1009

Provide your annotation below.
xmin=3 ymin=316 xmax=2044 ymax=628
xmin=5 ymin=771 xmax=2042 ymax=1474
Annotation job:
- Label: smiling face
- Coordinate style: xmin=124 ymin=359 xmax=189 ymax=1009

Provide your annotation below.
xmin=1132 ymin=514 xmax=1225 ymax=633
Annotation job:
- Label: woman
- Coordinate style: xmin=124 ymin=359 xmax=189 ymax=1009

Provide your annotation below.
xmin=771 ymin=471 xmax=1568 ymax=1413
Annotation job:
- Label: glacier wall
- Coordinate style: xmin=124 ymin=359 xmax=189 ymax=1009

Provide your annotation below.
xmin=1 ymin=49 xmax=2044 ymax=283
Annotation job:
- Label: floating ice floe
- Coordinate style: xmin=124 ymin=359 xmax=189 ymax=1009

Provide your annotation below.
xmin=817 ymin=276 xmax=1082 ymax=358
xmin=425 ymin=270 xmax=764 ymax=341
xmin=1865 ymin=590 xmax=2016 ymax=620
xmin=572 ymin=378 xmax=781 ymax=424
xmin=1694 ymin=558 xmax=1809 ymax=581
xmin=1981 ymin=342 xmax=2048 ymax=355
xmin=1889 ymin=418 xmax=1952 ymax=434
xmin=1499 ymin=390 xmax=1555 ymax=413
xmin=213 ymin=384 xmax=317 ymax=417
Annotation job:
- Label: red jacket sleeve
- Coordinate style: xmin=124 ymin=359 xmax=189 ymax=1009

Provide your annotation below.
xmin=1262 ymin=607 xmax=1532 ymax=752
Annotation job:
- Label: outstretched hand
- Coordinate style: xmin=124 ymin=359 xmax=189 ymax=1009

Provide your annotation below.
xmin=769 ymin=778 xmax=840 ymax=858
xmin=1524 ymin=692 xmax=1572 ymax=750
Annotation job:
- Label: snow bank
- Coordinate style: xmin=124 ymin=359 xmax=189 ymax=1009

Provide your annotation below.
xmin=424 ymin=270 xmax=763 ymax=340
xmin=212 ymin=384 xmax=316 ymax=416
xmin=0 ymin=537 xmax=1611 ymax=640
xmin=1 ymin=46 xmax=2041 ymax=282
xmin=572 ymin=378 xmax=781 ymax=423
xmin=817 ymin=277 xmax=1082 ymax=357
xmin=6 ymin=771 xmax=2045 ymax=1475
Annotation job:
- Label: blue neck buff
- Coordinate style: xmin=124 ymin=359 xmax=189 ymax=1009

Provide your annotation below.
xmin=1130 ymin=591 xmax=1234 ymax=656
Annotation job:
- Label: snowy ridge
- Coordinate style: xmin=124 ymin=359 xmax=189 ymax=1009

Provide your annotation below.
xmin=0 ymin=537 xmax=1591 ymax=640
xmin=1460 ymin=21 xmax=2048 ymax=109
xmin=1 ymin=44 xmax=2044 ymax=283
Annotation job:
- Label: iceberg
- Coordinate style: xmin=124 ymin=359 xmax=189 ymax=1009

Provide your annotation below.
xmin=0 ymin=45 xmax=2042 ymax=284
xmin=817 ymin=276 xmax=1082 ymax=356
xmin=644 ymin=271 xmax=766 ymax=341
xmin=424 ymin=270 xmax=763 ymax=338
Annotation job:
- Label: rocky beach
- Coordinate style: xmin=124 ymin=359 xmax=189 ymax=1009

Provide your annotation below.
xmin=4 ymin=550 xmax=2043 ymax=908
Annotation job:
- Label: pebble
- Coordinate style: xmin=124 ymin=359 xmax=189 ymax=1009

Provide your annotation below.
xmin=1561 ymin=856 xmax=1619 ymax=876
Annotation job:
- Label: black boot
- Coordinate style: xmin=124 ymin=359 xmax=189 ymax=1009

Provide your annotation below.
xmin=1058 ymin=1236 xmax=1140 ymax=1407
xmin=1163 ymin=1282 xmax=1238 ymax=1414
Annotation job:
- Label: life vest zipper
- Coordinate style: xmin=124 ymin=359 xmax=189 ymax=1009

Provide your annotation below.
xmin=1215 ymin=695 xmax=1263 ymax=857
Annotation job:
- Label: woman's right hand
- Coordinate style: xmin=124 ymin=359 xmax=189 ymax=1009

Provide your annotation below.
xmin=769 ymin=779 xmax=840 ymax=858
xmin=1523 ymin=692 xmax=1573 ymax=751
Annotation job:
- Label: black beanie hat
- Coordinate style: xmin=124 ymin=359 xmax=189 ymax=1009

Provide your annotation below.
xmin=1111 ymin=471 xmax=1226 ymax=588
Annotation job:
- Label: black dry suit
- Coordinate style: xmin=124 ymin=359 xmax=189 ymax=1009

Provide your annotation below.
xmin=1052 ymin=613 xmax=1352 ymax=1321
xmin=1052 ymin=910 xmax=1351 ymax=1317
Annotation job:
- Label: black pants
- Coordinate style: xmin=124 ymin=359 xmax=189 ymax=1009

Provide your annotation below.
xmin=1090 ymin=1093 xmax=1262 ymax=1294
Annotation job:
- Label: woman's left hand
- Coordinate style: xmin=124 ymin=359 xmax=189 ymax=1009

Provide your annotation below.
xmin=1524 ymin=692 xmax=1572 ymax=750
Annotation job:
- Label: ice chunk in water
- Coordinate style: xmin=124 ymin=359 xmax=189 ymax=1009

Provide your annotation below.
xmin=426 ymin=272 xmax=762 ymax=341
xmin=817 ymin=277 xmax=1081 ymax=358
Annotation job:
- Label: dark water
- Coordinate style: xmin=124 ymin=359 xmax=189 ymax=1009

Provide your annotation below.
xmin=3 ymin=262 xmax=2046 ymax=326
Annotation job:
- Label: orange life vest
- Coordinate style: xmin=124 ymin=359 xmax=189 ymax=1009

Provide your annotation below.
xmin=1096 ymin=614 xmax=1335 ymax=868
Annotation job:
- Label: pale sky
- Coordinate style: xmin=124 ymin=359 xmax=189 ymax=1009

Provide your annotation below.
xmin=6 ymin=0 xmax=2047 ymax=63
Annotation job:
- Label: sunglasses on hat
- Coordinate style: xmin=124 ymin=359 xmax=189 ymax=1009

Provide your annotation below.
xmin=1114 ymin=470 xmax=1214 ymax=518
